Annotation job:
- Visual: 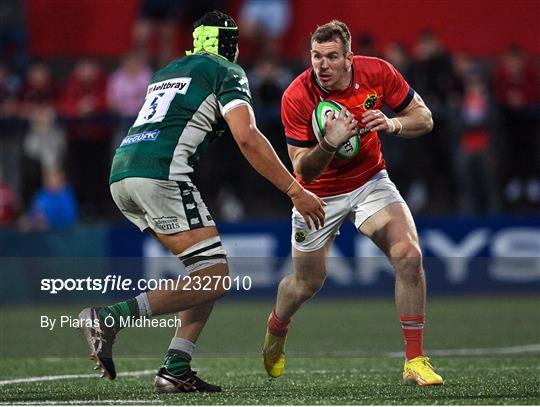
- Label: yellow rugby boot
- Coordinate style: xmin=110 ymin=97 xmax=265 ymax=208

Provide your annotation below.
xmin=262 ymin=314 xmax=287 ymax=378
xmin=403 ymin=356 xmax=444 ymax=386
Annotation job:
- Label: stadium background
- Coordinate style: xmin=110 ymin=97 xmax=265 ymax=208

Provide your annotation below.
xmin=0 ymin=0 xmax=539 ymax=404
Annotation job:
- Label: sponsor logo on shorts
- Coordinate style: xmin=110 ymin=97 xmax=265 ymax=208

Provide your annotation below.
xmin=153 ymin=216 xmax=180 ymax=231
xmin=294 ymin=230 xmax=308 ymax=243
xmin=120 ymin=130 xmax=160 ymax=147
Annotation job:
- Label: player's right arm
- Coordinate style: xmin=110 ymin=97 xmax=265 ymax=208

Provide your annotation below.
xmin=289 ymin=109 xmax=358 ymax=183
xmin=224 ymin=105 xmax=325 ymax=229
xmin=285 ymin=100 xmax=358 ymax=183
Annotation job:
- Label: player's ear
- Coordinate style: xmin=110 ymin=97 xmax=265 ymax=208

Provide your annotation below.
xmin=345 ymin=51 xmax=353 ymax=71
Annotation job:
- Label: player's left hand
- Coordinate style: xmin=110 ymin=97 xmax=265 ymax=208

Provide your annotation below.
xmin=361 ymin=109 xmax=393 ymax=133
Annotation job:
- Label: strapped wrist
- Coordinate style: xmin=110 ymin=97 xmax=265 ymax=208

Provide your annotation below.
xmin=323 ymin=137 xmax=338 ymax=149
xmin=388 ymin=119 xmax=396 ymax=134
xmin=319 ymin=139 xmax=338 ymax=155
xmin=390 ymin=118 xmax=403 ymax=135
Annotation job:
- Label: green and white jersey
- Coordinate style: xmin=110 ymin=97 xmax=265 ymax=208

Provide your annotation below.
xmin=109 ymin=52 xmax=252 ymax=184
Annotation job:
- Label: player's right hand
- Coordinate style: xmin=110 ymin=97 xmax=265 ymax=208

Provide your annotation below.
xmin=290 ymin=188 xmax=326 ymax=230
xmin=324 ymin=108 xmax=358 ymax=147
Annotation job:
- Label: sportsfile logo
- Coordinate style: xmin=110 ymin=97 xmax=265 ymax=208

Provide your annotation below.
xmin=40 ymin=275 xmax=252 ymax=294
xmin=120 ymin=130 xmax=160 ymax=147
xmin=147 ymin=78 xmax=192 ymax=95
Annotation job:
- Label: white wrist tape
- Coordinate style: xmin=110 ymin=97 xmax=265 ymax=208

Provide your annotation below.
xmin=388 ymin=119 xmax=396 ymax=134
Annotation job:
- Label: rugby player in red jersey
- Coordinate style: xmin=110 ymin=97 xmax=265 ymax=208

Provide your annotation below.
xmin=262 ymin=20 xmax=443 ymax=386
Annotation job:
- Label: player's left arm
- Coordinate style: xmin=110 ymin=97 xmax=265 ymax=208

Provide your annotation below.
xmin=361 ymin=92 xmax=433 ymax=139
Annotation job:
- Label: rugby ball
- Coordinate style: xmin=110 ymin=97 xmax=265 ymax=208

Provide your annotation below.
xmin=311 ymin=100 xmax=360 ymax=159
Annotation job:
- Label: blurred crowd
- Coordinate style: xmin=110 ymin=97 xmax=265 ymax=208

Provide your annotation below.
xmin=0 ymin=0 xmax=539 ymax=230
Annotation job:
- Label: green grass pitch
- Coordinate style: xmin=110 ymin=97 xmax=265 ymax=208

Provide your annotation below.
xmin=1 ymin=296 xmax=539 ymax=405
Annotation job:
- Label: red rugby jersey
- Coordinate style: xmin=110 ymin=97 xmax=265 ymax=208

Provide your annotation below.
xmin=282 ymin=56 xmax=413 ymax=197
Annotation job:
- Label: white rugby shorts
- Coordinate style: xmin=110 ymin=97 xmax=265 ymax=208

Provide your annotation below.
xmin=110 ymin=177 xmax=215 ymax=234
xmin=291 ymin=170 xmax=405 ymax=252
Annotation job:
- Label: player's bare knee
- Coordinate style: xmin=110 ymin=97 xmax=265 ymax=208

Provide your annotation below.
xmin=295 ymin=277 xmax=325 ymax=302
xmin=200 ymin=263 xmax=230 ymax=299
xmin=212 ymin=264 xmax=230 ymax=299
xmin=390 ymin=241 xmax=423 ymax=280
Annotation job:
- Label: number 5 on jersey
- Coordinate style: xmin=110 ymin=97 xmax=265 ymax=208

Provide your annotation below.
xmin=133 ymin=77 xmax=192 ymax=127
xmin=144 ymin=92 xmax=165 ymax=121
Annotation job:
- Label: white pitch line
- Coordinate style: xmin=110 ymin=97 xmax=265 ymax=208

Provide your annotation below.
xmin=235 ymin=343 xmax=540 ymax=358
xmin=0 ymin=400 xmax=163 ymax=406
xmin=35 ymin=344 xmax=540 ymax=361
xmin=270 ymin=343 xmax=540 ymax=358
xmin=385 ymin=343 xmax=540 ymax=357
xmin=224 ymin=364 xmax=539 ymax=377
xmin=1 ymin=343 xmax=539 ymax=387
xmin=0 ymin=369 xmax=155 ymax=386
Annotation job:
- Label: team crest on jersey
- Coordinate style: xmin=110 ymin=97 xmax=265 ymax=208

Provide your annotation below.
xmin=294 ymin=230 xmax=308 ymax=243
xmin=363 ymin=92 xmax=380 ymax=110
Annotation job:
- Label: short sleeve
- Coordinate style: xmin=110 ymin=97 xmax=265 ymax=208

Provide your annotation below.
xmin=380 ymin=59 xmax=414 ymax=113
xmin=217 ymin=65 xmax=252 ymax=115
xmin=282 ymin=92 xmax=317 ymax=147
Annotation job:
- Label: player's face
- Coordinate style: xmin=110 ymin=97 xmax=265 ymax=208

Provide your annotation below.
xmin=311 ymin=39 xmax=353 ymax=91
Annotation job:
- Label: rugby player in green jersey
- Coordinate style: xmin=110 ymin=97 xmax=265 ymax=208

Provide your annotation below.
xmin=78 ymin=10 xmax=325 ymax=393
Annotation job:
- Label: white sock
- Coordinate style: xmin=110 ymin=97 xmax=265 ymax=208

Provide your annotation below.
xmin=135 ymin=293 xmax=152 ymax=317
xmin=169 ymin=337 xmax=196 ymax=358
